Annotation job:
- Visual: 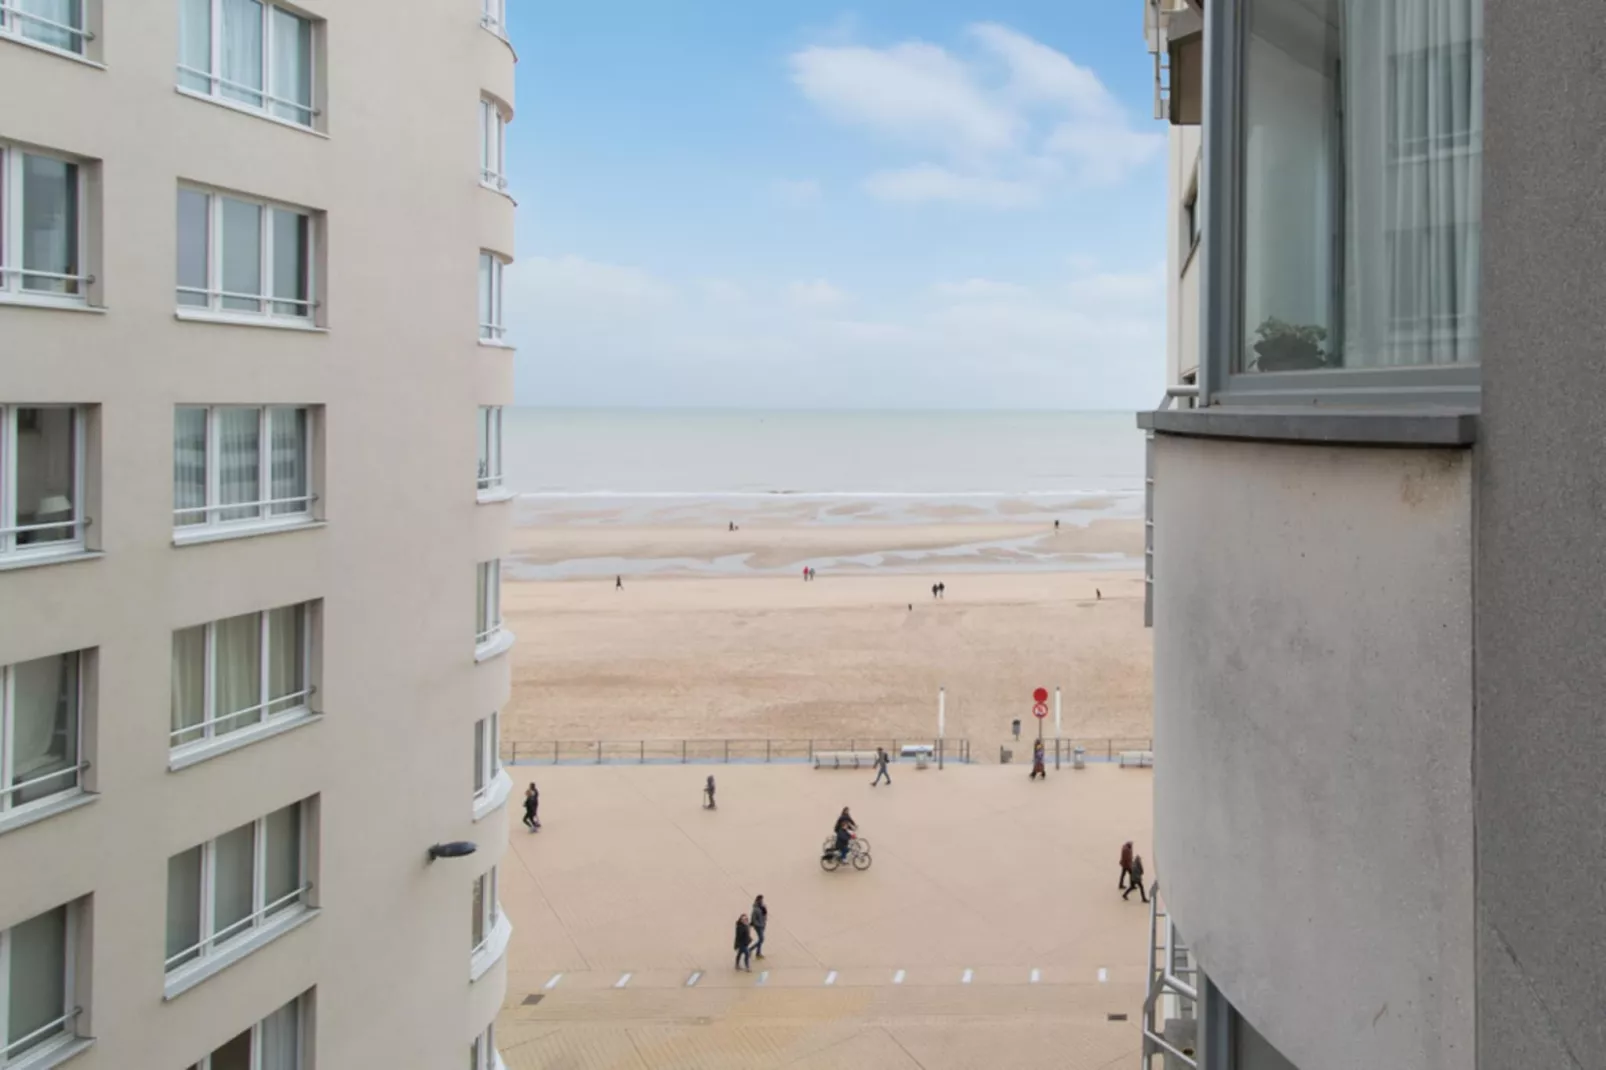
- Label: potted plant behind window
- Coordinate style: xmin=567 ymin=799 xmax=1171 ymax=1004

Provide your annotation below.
xmin=1251 ymin=317 xmax=1328 ymax=371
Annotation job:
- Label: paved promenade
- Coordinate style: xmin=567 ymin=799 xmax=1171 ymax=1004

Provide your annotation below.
xmin=495 ymin=759 xmax=1154 ymax=1069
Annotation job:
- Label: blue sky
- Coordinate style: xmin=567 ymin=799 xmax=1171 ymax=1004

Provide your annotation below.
xmin=504 ymin=2 xmax=1167 ymax=410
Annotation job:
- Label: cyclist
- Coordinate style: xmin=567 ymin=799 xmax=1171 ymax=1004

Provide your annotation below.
xmin=831 ymin=807 xmax=858 ymax=862
xmin=834 ymin=807 xmax=857 ymax=834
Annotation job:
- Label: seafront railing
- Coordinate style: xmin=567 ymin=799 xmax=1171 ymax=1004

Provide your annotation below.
xmin=500 ymin=737 xmax=1152 ymax=766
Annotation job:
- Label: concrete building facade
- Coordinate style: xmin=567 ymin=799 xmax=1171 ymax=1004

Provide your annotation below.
xmin=0 ymin=2 xmax=517 ymax=1068
xmin=1139 ymin=0 xmax=1605 ymax=1067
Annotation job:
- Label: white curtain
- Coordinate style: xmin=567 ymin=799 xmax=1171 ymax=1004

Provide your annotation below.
xmin=1342 ymin=0 xmax=1482 ymax=367
xmin=268 ymin=407 xmax=307 ymax=515
xmin=174 ymin=407 xmax=209 ymax=526
xmin=266 ymin=604 xmax=304 ymax=715
xmin=6 ymin=906 xmax=67 ymax=1053
xmin=18 ymin=0 xmax=80 ymax=52
xmin=171 ymin=626 xmax=208 ymax=745
xmin=212 ymin=823 xmax=257 ymax=935
xmin=217 ymin=408 xmax=262 ymax=521
xmin=259 ymin=997 xmax=302 ymax=1070
xmin=8 ymin=653 xmax=76 ymax=805
xmin=263 ymin=802 xmax=301 ymax=909
xmin=178 ymin=0 xmax=212 ymax=90
xmin=220 ymin=199 xmax=263 ymax=313
xmin=270 ymin=7 xmax=312 ymax=123
xmin=214 ymin=612 xmax=263 ymax=733
xmin=221 ymin=0 xmax=264 ymax=106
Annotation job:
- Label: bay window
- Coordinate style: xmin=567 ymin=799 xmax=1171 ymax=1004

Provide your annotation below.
xmin=0 ymin=901 xmax=84 ymax=1067
xmin=174 ymin=405 xmax=313 ymax=536
xmin=477 ymin=406 xmax=504 ymax=497
xmin=1 ymin=405 xmax=86 ymax=561
xmin=1 ymin=651 xmax=84 ymax=822
xmin=176 ymin=187 xmax=315 ymax=323
xmin=478 ymin=251 xmax=506 ymax=342
xmin=480 ymin=97 xmax=509 ymax=190
xmin=177 ymin=0 xmax=317 ymax=129
xmin=166 ymin=800 xmax=313 ymax=980
xmin=185 ymin=991 xmax=308 ymax=1070
xmin=171 ymin=603 xmax=314 ymax=757
xmin=0 ymin=0 xmax=90 ymax=57
xmin=475 ymin=561 xmax=503 ymax=653
xmin=1207 ymin=0 xmax=1482 ymax=403
xmin=0 ymin=143 xmax=89 ymax=305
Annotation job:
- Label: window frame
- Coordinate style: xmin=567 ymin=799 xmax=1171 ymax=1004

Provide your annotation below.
xmin=475 ymin=560 xmax=503 ymax=650
xmin=0 ymin=901 xmax=84 ymax=1067
xmin=477 ymin=406 xmax=504 ymax=498
xmin=0 ymin=405 xmax=88 ymax=563
xmin=470 ymin=867 xmax=499 ymax=957
xmin=478 ymin=252 xmax=507 ymax=343
xmin=173 ymin=405 xmax=316 ymax=538
xmin=0 ymin=0 xmax=94 ymax=60
xmin=170 ymin=602 xmax=316 ymax=757
xmin=0 ymin=143 xmax=92 ymax=308
xmin=479 ymin=97 xmax=509 ymax=192
xmin=480 ymin=0 xmax=506 ymax=38
xmin=1199 ymin=0 xmax=1482 ymax=409
xmin=473 ymin=712 xmax=500 ymax=796
xmin=185 ymin=989 xmax=310 ymax=1070
xmin=0 ymin=651 xmax=86 ymax=824
xmin=176 ymin=0 xmax=320 ymax=131
xmin=469 ymin=1023 xmax=499 ymax=1070
xmin=176 ymin=186 xmax=318 ymax=326
xmin=164 ymin=801 xmax=312 ymax=977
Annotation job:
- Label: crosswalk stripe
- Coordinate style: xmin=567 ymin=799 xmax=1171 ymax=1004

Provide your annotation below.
xmin=892 ymin=969 xmax=906 ymax=984
xmin=543 ymin=973 xmax=563 ymax=990
xmin=824 ymin=970 xmax=838 ymax=986
xmin=614 ymin=973 xmax=631 ymax=989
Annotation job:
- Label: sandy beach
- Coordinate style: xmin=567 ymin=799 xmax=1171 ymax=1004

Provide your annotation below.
xmin=501 ymin=516 xmax=1153 ymax=750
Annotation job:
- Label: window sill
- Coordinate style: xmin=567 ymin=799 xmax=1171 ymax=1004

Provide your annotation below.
xmin=475 ymin=629 xmax=516 ymax=664
xmin=1137 ymin=405 xmax=1478 ymax=447
xmin=478 ymin=338 xmax=514 ymax=350
xmin=0 ymin=790 xmax=96 ymax=839
xmin=0 ymin=293 xmax=104 ymax=314
xmin=169 ymin=711 xmax=322 ymax=772
xmin=174 ymin=308 xmax=327 ymax=333
xmin=163 ymin=905 xmax=320 ymax=1001
xmin=0 ymin=549 xmax=103 ymax=574
xmin=470 ymin=911 xmax=513 ymax=982
xmin=173 ymin=518 xmax=324 ymax=548
xmin=174 ymin=85 xmax=328 ymax=138
xmin=473 ymin=767 xmax=513 ymax=823
xmin=0 ymin=30 xmax=104 ymax=70
xmin=476 ymin=487 xmax=514 ymax=505
xmin=6 ymin=1032 xmax=94 ymax=1070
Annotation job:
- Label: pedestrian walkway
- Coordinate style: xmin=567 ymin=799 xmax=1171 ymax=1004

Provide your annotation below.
xmin=496 ymin=761 xmax=1154 ymax=1069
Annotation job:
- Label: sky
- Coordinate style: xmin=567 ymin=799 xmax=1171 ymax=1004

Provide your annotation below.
xmin=504 ymin=2 xmax=1167 ymax=410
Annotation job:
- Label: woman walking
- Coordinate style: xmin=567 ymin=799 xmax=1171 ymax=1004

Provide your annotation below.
xmin=522 ymin=783 xmax=540 ymax=831
xmin=734 ymin=913 xmax=754 ymax=971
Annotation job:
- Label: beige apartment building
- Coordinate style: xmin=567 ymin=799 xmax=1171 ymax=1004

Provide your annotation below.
xmin=0 ymin=2 xmax=518 ymax=1068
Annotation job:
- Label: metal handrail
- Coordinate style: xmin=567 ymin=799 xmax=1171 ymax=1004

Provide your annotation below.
xmin=0 ymin=1006 xmax=82 ymax=1060
xmin=0 ymin=266 xmax=96 ymax=285
xmin=0 ymin=516 xmax=91 ymax=537
xmin=176 ymin=286 xmax=314 ymax=310
xmin=479 ymin=322 xmax=507 ymax=338
xmin=0 ymin=760 xmax=88 ymax=801
xmin=477 ymin=475 xmax=505 ymax=490
xmin=480 ymin=169 xmax=509 ymax=190
xmin=174 ymin=64 xmax=319 ymax=119
xmin=0 ymin=1 xmax=92 ymax=41
xmin=164 ymin=884 xmax=311 ymax=969
xmin=173 ymin=493 xmax=317 ymax=519
xmin=479 ymin=13 xmax=507 ymax=38
xmin=504 ymin=738 xmax=977 ymax=766
xmin=475 ymin=623 xmax=505 ymax=645
xmin=169 ymin=689 xmax=315 ymax=742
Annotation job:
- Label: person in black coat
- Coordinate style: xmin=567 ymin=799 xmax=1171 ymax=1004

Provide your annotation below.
xmin=1123 ymin=853 xmax=1149 ymax=902
xmin=522 ymin=783 xmax=540 ymax=830
xmin=751 ymin=895 xmax=768 ymax=959
xmin=734 ymin=913 xmax=753 ymax=971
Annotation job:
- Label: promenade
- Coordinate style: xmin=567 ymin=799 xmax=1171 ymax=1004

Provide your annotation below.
xmin=494 ymin=759 xmax=1155 ymax=1069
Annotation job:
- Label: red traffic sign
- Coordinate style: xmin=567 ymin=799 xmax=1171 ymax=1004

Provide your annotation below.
xmin=1033 ymin=687 xmax=1049 ymax=703
xmin=1033 ymin=702 xmax=1049 ymax=719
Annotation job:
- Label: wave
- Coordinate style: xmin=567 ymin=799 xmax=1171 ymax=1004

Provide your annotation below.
xmin=516 ymin=488 xmax=1141 ymax=501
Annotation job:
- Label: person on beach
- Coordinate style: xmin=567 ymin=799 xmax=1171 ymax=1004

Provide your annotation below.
xmin=803 ymin=566 xmax=809 ymax=582
xmin=751 ymin=895 xmax=768 ymax=959
xmin=1054 ymin=519 xmax=1060 ymax=531
xmin=871 ymin=747 xmax=892 ymax=787
xmin=734 ymin=914 xmax=754 ymax=971
xmin=704 ymin=775 xmax=717 ymax=809
xmin=931 ymin=583 xmax=939 ymax=601
xmin=615 ymin=575 xmax=623 ymax=590
xmin=1096 ymin=588 xmax=1102 ymax=600
xmin=522 ymin=783 xmax=540 ymax=830
xmin=1119 ymin=841 xmax=1134 ymax=890
xmin=938 ymin=582 xmax=946 ymax=599
xmin=1030 ymin=740 xmax=1046 ymax=780
xmin=1123 ymin=853 xmax=1149 ymax=902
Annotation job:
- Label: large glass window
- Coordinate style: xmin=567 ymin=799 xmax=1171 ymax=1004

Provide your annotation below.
xmin=171 ymin=603 xmax=313 ymax=752
xmin=475 ymin=561 xmax=503 ymax=649
xmin=1 ymin=651 xmax=83 ymax=819
xmin=174 ymin=405 xmax=312 ymax=532
xmin=0 ymin=902 xmax=79 ymax=1065
xmin=0 ymin=0 xmax=89 ymax=56
xmin=185 ymin=992 xmax=307 ymax=1070
xmin=1238 ymin=0 xmax=1482 ymax=376
xmin=477 ymin=406 xmax=504 ymax=496
xmin=165 ymin=800 xmax=310 ymax=973
xmin=470 ymin=868 xmax=499 ymax=955
xmin=0 ymin=144 xmax=86 ymax=303
xmin=0 ymin=406 xmax=85 ymax=560
xmin=473 ymin=712 xmax=500 ymax=800
xmin=478 ymin=252 xmax=506 ymax=342
xmin=176 ymin=187 xmax=314 ymax=321
xmin=178 ymin=0 xmax=316 ymax=128
xmin=480 ymin=97 xmax=509 ymax=191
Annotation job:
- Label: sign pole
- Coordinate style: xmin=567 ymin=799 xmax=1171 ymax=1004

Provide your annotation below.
xmin=938 ymin=687 xmax=946 ymax=770
xmin=1055 ymin=687 xmax=1062 ymax=770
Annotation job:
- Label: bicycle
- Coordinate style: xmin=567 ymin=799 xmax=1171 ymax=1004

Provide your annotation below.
xmin=820 ymin=832 xmax=870 ymax=856
xmin=820 ymin=843 xmax=872 ymax=872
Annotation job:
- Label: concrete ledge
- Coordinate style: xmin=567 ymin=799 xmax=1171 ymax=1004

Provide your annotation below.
xmin=1137 ymin=406 xmax=1477 ymax=446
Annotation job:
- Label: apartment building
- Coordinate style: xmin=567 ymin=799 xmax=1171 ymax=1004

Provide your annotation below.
xmin=0 ymin=2 xmax=518 ymax=1068
xmin=1138 ymin=0 xmax=1606 ymax=1067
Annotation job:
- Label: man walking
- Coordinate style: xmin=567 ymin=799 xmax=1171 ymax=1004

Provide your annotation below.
xmin=1122 ymin=853 xmax=1149 ymax=902
xmin=751 ymin=895 xmax=768 ymax=959
xmin=1119 ymin=841 xmax=1134 ymax=890
xmin=871 ymin=747 xmax=892 ymax=787
xmin=522 ymin=782 xmax=540 ymax=830
xmin=704 ymin=774 xmax=717 ymax=809
xmin=734 ymin=913 xmax=754 ymax=971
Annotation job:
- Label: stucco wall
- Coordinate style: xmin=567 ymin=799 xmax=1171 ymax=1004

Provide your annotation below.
xmin=1151 ymin=435 xmax=1474 ymax=1070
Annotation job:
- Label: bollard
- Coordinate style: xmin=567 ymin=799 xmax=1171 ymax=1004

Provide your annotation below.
xmin=640 ymin=741 xmax=645 ymax=764
xmin=512 ymin=742 xmax=518 ymax=765
xmin=553 ymin=741 xmax=558 ymax=764
xmin=682 ymin=740 xmax=687 ymax=764
xmin=724 ymin=740 xmax=729 ymax=763
xmin=766 ymin=740 xmax=771 ymax=763
xmin=596 ymin=741 xmax=602 ymax=764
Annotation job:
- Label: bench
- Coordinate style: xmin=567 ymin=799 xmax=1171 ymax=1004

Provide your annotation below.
xmin=813 ymin=750 xmax=880 ymax=770
xmin=899 ymin=744 xmax=935 ymax=769
xmin=1118 ymin=750 xmax=1154 ymax=768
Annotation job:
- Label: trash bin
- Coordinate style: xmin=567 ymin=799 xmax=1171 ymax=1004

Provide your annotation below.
xmin=1011 ymin=719 xmax=1021 ymax=740
xmin=1000 ymin=746 xmax=1013 ymax=764
xmin=1072 ymin=745 xmax=1086 ymax=770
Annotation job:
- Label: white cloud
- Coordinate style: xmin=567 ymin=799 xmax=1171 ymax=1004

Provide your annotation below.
xmin=698 ymin=278 xmax=747 ymax=304
xmin=772 ymin=178 xmax=823 ymax=205
xmin=511 ymin=255 xmax=675 ymax=315
xmin=791 ymin=24 xmax=1161 ymax=206
xmin=931 ymin=278 xmax=1032 ymax=300
xmin=787 ymin=279 xmax=848 ymax=308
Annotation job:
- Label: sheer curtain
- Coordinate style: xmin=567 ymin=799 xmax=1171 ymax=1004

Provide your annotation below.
xmin=172 ymin=626 xmax=208 ymax=746
xmin=221 ymin=0 xmax=265 ymax=107
xmin=214 ymin=612 xmax=263 ymax=734
xmin=268 ymin=407 xmax=307 ymax=515
xmin=259 ymin=998 xmax=302 ymax=1070
xmin=8 ymin=653 xmax=77 ymax=805
xmin=6 ymin=906 xmax=67 ymax=1055
xmin=266 ymin=604 xmax=304 ymax=715
xmin=270 ymin=8 xmax=313 ymax=124
xmin=178 ymin=0 xmax=212 ymax=90
xmin=221 ymin=199 xmax=263 ymax=313
xmin=212 ymin=823 xmax=257 ymax=935
xmin=218 ymin=407 xmax=262 ymax=521
xmin=174 ymin=407 xmax=209 ymax=526
xmin=166 ymin=848 xmax=203 ymax=966
xmin=1342 ymin=0 xmax=1483 ymax=366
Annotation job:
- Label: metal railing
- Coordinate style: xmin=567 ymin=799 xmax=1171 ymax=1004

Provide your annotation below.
xmin=504 ymin=738 xmax=975 ymax=766
xmin=174 ymin=494 xmax=316 ymax=524
xmin=175 ymin=64 xmax=319 ymax=122
xmin=0 ymin=265 xmax=94 ymax=289
xmin=0 ymin=516 xmax=90 ymax=538
xmin=176 ymin=286 xmax=314 ymax=314
xmin=0 ymin=761 xmax=88 ymax=802
xmin=164 ymin=885 xmax=311 ymax=971
xmin=479 ymin=322 xmax=507 ymax=342
xmin=169 ymin=690 xmax=315 ymax=744
xmin=998 ymin=737 xmax=1155 ymax=766
xmin=0 ymin=1 xmax=92 ymax=45
xmin=0 ymin=1006 xmax=82 ymax=1061
xmin=1142 ymin=883 xmax=1199 ymax=1068
xmin=480 ymin=168 xmax=509 ymax=190
xmin=475 ymin=622 xmax=504 ymax=647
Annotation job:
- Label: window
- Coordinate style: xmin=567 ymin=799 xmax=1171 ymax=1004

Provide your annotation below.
xmin=0 ymin=0 xmax=90 ymax=57
xmin=473 ymin=713 xmax=499 ymax=799
xmin=0 ymin=405 xmax=86 ymax=561
xmin=0 ymin=143 xmax=89 ymax=305
xmin=185 ymin=991 xmax=308 ymax=1070
xmin=1 ymin=651 xmax=83 ymax=821
xmin=1184 ymin=182 xmax=1201 ymax=252
xmin=475 ymin=561 xmax=502 ymax=650
xmin=0 ymin=901 xmax=83 ymax=1066
xmin=477 ymin=406 xmax=503 ymax=497
xmin=1231 ymin=0 xmax=1482 ymax=383
xmin=479 ymin=97 xmax=509 ymax=191
xmin=480 ymin=0 xmax=505 ymax=37
xmin=177 ymin=0 xmax=316 ymax=128
xmin=176 ymin=187 xmax=315 ymax=322
xmin=469 ymin=1024 xmax=500 ymax=1070
xmin=171 ymin=603 xmax=314 ymax=754
xmin=470 ymin=868 xmax=499 ymax=956
xmin=478 ymin=252 xmax=506 ymax=342
xmin=165 ymin=799 xmax=311 ymax=975
xmin=174 ymin=406 xmax=313 ymax=535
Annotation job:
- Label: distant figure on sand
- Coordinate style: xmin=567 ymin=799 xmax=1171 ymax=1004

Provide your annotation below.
xmin=1096 ymin=588 xmax=1102 ymax=600
xmin=704 ymin=775 xmax=717 ymax=809
xmin=729 ymin=521 xmax=735 ymax=531
xmin=616 ymin=575 xmax=623 ymax=590
xmin=523 ymin=783 xmax=540 ymax=830
xmin=931 ymin=583 xmax=938 ymax=600
xmin=1054 ymin=519 xmax=1060 ymax=531
xmin=938 ymin=582 xmax=946 ymax=599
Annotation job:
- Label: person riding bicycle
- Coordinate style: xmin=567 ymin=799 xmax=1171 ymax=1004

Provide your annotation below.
xmin=831 ymin=807 xmax=858 ymax=861
xmin=834 ymin=808 xmax=856 ymax=834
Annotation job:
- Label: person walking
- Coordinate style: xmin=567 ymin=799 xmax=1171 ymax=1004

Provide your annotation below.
xmin=522 ymin=783 xmax=540 ymax=830
xmin=734 ymin=914 xmax=753 ymax=971
xmin=937 ymin=582 xmax=946 ymax=599
xmin=1119 ymin=841 xmax=1134 ymax=890
xmin=1030 ymin=740 xmax=1046 ymax=780
xmin=1054 ymin=519 xmax=1061 ymax=531
xmin=871 ymin=747 xmax=892 ymax=787
xmin=751 ymin=895 xmax=768 ymax=959
xmin=615 ymin=575 xmax=623 ymax=590
xmin=704 ymin=774 xmax=717 ymax=809
xmin=1123 ymin=853 xmax=1149 ymax=902
xmin=931 ymin=583 xmax=939 ymax=601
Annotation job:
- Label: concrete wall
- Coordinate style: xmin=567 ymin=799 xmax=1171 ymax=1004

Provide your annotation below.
xmin=0 ymin=2 xmax=515 ymax=1066
xmin=1151 ymin=435 xmax=1474 ymax=1070
xmin=1475 ymin=0 xmax=1606 ymax=1064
